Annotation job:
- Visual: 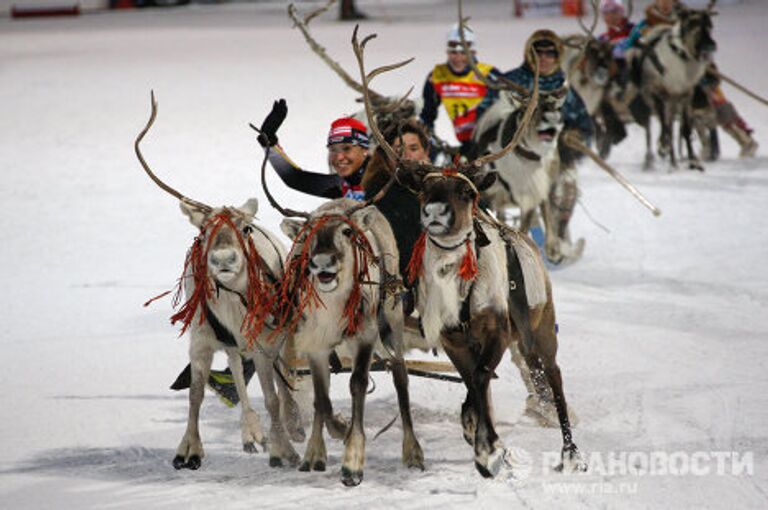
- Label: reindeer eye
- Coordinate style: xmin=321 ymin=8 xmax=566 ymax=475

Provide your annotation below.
xmin=342 ymin=227 xmax=353 ymax=237
xmin=242 ymin=225 xmax=253 ymax=235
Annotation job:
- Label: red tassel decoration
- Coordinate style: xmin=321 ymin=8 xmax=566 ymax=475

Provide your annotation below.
xmin=457 ymin=238 xmax=478 ymax=282
xmin=406 ymin=232 xmax=427 ymax=285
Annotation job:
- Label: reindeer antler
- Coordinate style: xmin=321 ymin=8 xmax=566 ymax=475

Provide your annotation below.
xmin=470 ymin=54 xmax=541 ymax=169
xmin=288 ymin=2 xmax=387 ymax=105
xmin=351 ymin=25 xmax=415 ymax=167
xmin=572 ymin=0 xmax=600 ymax=67
xmin=577 ymin=0 xmax=599 ymax=37
xmin=457 ymin=0 xmax=530 ymax=96
xmin=135 ymin=91 xmax=212 ymax=213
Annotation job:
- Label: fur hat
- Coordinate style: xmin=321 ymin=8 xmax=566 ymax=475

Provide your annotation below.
xmin=524 ymin=29 xmax=564 ymax=75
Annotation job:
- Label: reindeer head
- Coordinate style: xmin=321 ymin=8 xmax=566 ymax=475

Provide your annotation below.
xmin=677 ymin=4 xmax=717 ymax=60
xmin=401 ymin=168 xmax=496 ymax=239
xmin=580 ymin=38 xmax=614 ymax=87
xmin=280 ymin=201 xmax=378 ymax=294
xmin=501 ymin=84 xmax=566 ymax=152
xmin=136 ymin=93 xmax=276 ymax=342
xmin=181 ymin=200 xmax=260 ymax=289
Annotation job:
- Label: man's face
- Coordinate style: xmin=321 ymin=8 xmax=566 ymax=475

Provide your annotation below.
xmin=535 ymin=46 xmax=559 ymax=75
xmin=393 ymin=133 xmax=430 ymax=163
xmin=447 ymin=47 xmax=470 ymax=73
xmin=328 ymin=143 xmax=368 ymax=178
xmin=655 ymin=0 xmax=676 ymax=15
xmin=603 ymin=10 xmax=623 ymax=29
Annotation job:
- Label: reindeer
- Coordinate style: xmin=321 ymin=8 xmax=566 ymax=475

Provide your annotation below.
xmin=628 ymin=1 xmax=718 ymax=170
xmin=561 ymin=0 xmax=623 ymax=158
xmin=135 ymin=93 xmax=304 ymax=470
xmin=353 ymin=26 xmax=586 ymax=478
xmin=561 ymin=0 xmax=609 ymax=116
xmin=255 ymin=120 xmax=424 ymax=485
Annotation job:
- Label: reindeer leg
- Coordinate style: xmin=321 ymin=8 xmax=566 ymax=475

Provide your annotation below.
xmin=250 ymin=353 xmax=300 ymax=468
xmin=469 ymin=313 xmax=510 ymax=478
xmin=299 ymin=351 xmax=332 ymax=472
xmin=441 ymin=332 xmax=478 ymax=446
xmin=276 ymin=371 xmax=306 ymax=443
xmin=529 ymin=303 xmax=587 ymax=474
xmin=682 ymin=107 xmax=703 ymax=171
xmin=226 ymin=349 xmax=266 ymax=454
xmin=174 ymin=339 xmax=213 ymax=470
xmin=643 ymin=120 xmax=655 ymax=171
xmin=388 ymin=356 xmax=425 ymax=470
xmin=341 ymin=341 xmax=374 ymax=487
xmin=277 ymin=338 xmax=306 ymax=443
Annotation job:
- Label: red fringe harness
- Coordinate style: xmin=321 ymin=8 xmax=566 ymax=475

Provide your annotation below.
xmin=406 ymin=170 xmax=480 ymax=285
xmin=146 ymin=211 xmax=275 ymax=349
xmin=268 ymin=214 xmax=376 ymax=339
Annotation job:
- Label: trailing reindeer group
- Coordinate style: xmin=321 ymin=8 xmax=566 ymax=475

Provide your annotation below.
xmin=135 ymin=0 xmax=763 ymax=488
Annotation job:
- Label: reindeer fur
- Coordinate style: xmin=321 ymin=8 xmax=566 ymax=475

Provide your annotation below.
xmin=173 ymin=199 xmax=304 ymax=470
xmin=280 ymin=199 xmax=424 ymax=486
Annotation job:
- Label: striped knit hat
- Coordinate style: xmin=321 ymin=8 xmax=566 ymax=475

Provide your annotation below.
xmin=327 ymin=117 xmax=370 ymax=148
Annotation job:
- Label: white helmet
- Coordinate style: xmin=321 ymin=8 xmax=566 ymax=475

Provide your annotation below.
xmin=446 ymin=23 xmax=475 ymax=51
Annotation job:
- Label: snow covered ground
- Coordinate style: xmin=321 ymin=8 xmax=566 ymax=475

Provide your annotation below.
xmin=1 ymin=1 xmax=767 ymax=508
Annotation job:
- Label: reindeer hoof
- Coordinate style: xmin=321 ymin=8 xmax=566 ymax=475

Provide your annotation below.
xmin=555 ymin=444 xmax=588 ymax=473
xmin=474 ymin=461 xmax=495 ymax=479
xmin=341 ymin=466 xmax=364 ymax=486
xmin=269 ymin=456 xmax=283 ymax=468
xmin=172 ymin=454 xmax=202 ymax=470
xmin=243 ymin=442 xmax=259 ymax=454
xmin=299 ymin=460 xmax=326 ymax=472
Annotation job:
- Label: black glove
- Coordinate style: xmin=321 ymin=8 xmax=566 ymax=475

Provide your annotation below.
xmin=257 ymin=99 xmax=287 ymax=147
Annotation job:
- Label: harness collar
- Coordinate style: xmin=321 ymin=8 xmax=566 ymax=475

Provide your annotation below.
xmin=427 ymin=230 xmax=474 ymax=252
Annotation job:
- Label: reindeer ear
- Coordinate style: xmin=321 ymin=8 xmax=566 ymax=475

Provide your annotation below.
xmin=477 ymin=172 xmax=497 ymax=192
xmin=351 ymin=205 xmax=378 ymax=230
xmin=180 ymin=201 xmax=207 ymax=228
xmin=280 ymin=218 xmax=304 ymax=240
xmin=239 ymin=198 xmax=259 ymax=219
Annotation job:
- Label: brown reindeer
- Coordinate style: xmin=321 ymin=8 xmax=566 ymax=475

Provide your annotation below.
xmin=135 ymin=93 xmax=304 ymax=470
xmin=352 ymin=27 xmax=586 ymax=478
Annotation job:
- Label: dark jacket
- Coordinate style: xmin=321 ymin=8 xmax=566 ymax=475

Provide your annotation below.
xmin=264 ymin=145 xmax=367 ymax=200
xmin=362 ymin=152 xmax=422 ymax=278
xmin=476 ymin=64 xmax=594 ymax=143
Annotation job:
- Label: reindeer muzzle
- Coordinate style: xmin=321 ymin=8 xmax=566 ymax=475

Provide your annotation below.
xmin=309 ymin=253 xmax=340 ymax=291
xmin=209 ymin=248 xmax=241 ymax=283
xmin=422 ymin=202 xmax=452 ymax=235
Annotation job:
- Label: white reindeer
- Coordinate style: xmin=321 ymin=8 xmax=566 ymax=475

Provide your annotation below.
xmin=135 ymin=93 xmax=304 ymax=470
xmin=627 ymin=1 xmax=718 ymax=169
xmin=268 ymin=198 xmax=424 ymax=486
